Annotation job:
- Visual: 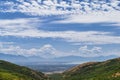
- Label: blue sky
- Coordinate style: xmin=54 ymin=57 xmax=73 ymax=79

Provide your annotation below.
xmin=0 ymin=0 xmax=120 ymax=58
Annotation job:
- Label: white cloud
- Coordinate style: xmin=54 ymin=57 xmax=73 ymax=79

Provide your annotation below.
xmin=0 ymin=43 xmax=68 ymax=58
xmin=0 ymin=1 xmax=120 ymax=58
xmin=53 ymin=11 xmax=120 ymax=24
xmin=107 ymin=23 xmax=120 ymax=27
xmin=0 ymin=43 xmax=46 ymax=57
xmin=0 ymin=43 xmax=80 ymax=57
xmin=0 ymin=42 xmax=120 ymax=57
xmin=38 ymin=44 xmax=58 ymax=58
xmin=1 ymin=29 xmax=120 ymax=45
xmin=0 ymin=18 xmax=40 ymax=29
xmin=1 ymin=1 xmax=120 ymax=25
xmin=0 ymin=42 xmax=14 ymax=47
xmin=0 ymin=18 xmax=120 ymax=45
xmin=78 ymin=45 xmax=102 ymax=57
xmin=0 ymin=0 xmax=120 ymax=16
xmin=0 ymin=42 xmax=100 ymax=57
xmin=0 ymin=0 xmax=71 ymax=15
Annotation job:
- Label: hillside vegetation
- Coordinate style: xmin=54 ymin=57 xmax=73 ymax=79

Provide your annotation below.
xmin=0 ymin=58 xmax=120 ymax=80
xmin=0 ymin=60 xmax=47 ymax=80
xmin=62 ymin=57 xmax=120 ymax=80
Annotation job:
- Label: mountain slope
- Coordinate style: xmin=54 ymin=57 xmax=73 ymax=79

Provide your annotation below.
xmin=62 ymin=57 xmax=120 ymax=80
xmin=0 ymin=60 xmax=47 ymax=80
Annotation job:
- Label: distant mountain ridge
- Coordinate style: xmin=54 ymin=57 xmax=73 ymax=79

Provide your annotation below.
xmin=0 ymin=53 xmax=118 ymax=65
xmin=53 ymin=55 xmax=118 ymax=62
xmin=0 ymin=53 xmax=27 ymax=63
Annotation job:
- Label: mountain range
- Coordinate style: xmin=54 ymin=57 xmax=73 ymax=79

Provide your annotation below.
xmin=0 ymin=53 xmax=118 ymax=65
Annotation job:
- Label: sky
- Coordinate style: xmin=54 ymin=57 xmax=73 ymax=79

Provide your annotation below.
xmin=0 ymin=0 xmax=120 ymax=58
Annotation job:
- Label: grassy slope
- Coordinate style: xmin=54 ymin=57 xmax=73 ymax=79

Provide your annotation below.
xmin=62 ymin=58 xmax=120 ymax=80
xmin=48 ymin=73 xmax=63 ymax=80
xmin=0 ymin=60 xmax=47 ymax=80
xmin=1 ymin=58 xmax=120 ymax=80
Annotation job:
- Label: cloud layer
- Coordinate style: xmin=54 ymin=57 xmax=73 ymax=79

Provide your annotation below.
xmin=0 ymin=0 xmax=120 ymax=16
xmin=0 ymin=43 xmax=120 ymax=57
xmin=0 ymin=0 xmax=120 ymax=58
xmin=0 ymin=18 xmax=120 ymax=45
xmin=0 ymin=43 xmax=59 ymax=58
xmin=53 ymin=11 xmax=120 ymax=24
xmin=0 ymin=42 xmax=103 ymax=57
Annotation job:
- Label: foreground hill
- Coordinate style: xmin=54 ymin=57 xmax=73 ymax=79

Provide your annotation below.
xmin=62 ymin=57 xmax=120 ymax=80
xmin=1 ymin=57 xmax=120 ymax=80
xmin=0 ymin=60 xmax=47 ymax=80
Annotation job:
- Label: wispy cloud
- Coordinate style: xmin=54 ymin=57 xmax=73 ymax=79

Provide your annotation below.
xmin=53 ymin=11 xmax=120 ymax=24
xmin=0 ymin=0 xmax=120 ymax=59
xmin=0 ymin=18 xmax=120 ymax=45
xmin=0 ymin=18 xmax=40 ymax=29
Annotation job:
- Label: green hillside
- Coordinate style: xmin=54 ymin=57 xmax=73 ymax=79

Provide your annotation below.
xmin=62 ymin=57 xmax=120 ymax=80
xmin=0 ymin=60 xmax=47 ymax=80
xmin=1 ymin=58 xmax=120 ymax=80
